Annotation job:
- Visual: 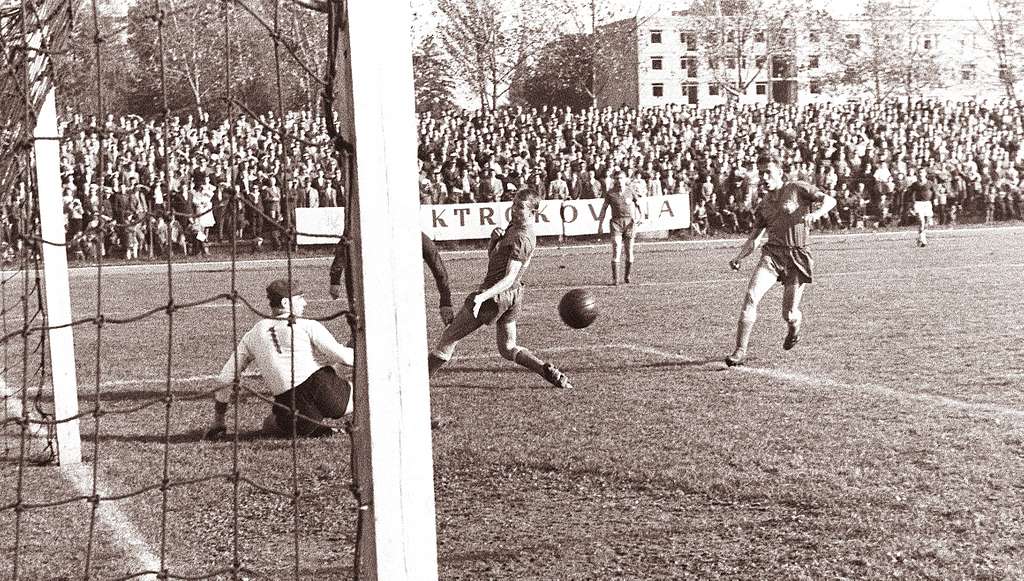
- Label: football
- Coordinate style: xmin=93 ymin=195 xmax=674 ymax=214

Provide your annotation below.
xmin=558 ymin=288 xmax=599 ymax=329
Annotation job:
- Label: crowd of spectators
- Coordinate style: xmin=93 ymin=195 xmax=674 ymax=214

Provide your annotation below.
xmin=417 ymin=100 xmax=1024 ymax=236
xmin=3 ymin=98 xmax=1023 ymax=261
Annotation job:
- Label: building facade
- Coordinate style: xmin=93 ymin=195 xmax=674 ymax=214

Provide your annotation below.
xmin=595 ymin=11 xmax=1023 ymax=109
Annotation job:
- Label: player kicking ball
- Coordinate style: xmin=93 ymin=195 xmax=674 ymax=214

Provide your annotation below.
xmin=725 ymin=154 xmax=836 ymax=367
xmin=206 ymin=279 xmax=354 ymax=439
xmin=427 ymin=188 xmax=573 ymax=389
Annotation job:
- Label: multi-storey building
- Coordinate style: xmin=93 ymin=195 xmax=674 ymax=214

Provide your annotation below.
xmin=595 ymin=10 xmax=1023 ymax=109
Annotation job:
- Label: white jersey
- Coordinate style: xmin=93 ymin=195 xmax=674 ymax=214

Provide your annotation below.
xmin=215 ymin=316 xmax=353 ymax=402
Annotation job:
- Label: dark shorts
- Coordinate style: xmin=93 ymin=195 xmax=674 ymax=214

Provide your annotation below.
xmin=470 ymin=285 xmax=523 ymax=326
xmin=763 ymin=245 xmax=814 ymax=285
xmin=271 ymin=366 xmax=351 ymax=436
xmin=610 ymin=217 xmax=635 ymax=238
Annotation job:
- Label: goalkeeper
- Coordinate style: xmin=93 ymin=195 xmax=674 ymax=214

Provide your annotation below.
xmin=205 ymin=279 xmax=354 ymax=439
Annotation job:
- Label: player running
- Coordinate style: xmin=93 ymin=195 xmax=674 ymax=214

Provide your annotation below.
xmin=907 ymin=168 xmax=934 ymax=247
xmin=427 ymin=188 xmax=573 ymax=389
xmin=596 ymin=169 xmax=644 ymax=285
xmin=724 ymin=154 xmax=836 ymax=367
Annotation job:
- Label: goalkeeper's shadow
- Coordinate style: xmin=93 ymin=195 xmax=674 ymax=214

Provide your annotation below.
xmin=92 ymin=428 xmax=269 ymax=445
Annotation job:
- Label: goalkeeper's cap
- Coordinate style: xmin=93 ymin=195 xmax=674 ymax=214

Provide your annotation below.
xmin=267 ymin=279 xmax=304 ymax=307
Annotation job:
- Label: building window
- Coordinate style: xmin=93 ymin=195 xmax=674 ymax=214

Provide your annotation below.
xmin=809 ymin=31 xmax=820 ymax=43
xmin=961 ymin=63 xmax=977 ymax=81
xmin=652 ymin=83 xmax=664 ymax=97
xmin=651 ymin=57 xmax=663 ymax=70
xmin=810 ymin=80 xmax=822 ymax=94
xmin=651 ymin=30 xmax=662 ymax=44
xmin=709 ymin=84 xmax=720 ymax=96
xmin=922 ymin=34 xmax=937 ymax=50
xmin=809 ymin=55 xmax=819 ymax=69
xmin=680 ymin=31 xmax=697 ymax=52
xmin=846 ymin=33 xmax=861 ymax=50
xmin=681 ymin=56 xmax=698 ymax=77
xmin=755 ymin=82 xmax=767 ymax=95
xmin=754 ymin=30 xmax=765 ymax=43
xmin=682 ymin=83 xmax=699 ymax=105
xmin=725 ymin=57 xmax=737 ymax=70
xmin=755 ymin=55 xmax=767 ymax=69
xmin=999 ymin=64 xmax=1012 ymax=81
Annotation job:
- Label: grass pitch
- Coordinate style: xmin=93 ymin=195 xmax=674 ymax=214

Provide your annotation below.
xmin=2 ymin=225 xmax=1023 ymax=579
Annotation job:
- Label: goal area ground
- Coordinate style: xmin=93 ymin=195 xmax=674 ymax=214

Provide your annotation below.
xmin=2 ymin=225 xmax=1022 ymax=579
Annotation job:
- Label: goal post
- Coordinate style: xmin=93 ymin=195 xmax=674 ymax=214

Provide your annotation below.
xmin=346 ymin=0 xmax=440 ymax=578
xmin=34 ymin=87 xmax=82 ymax=466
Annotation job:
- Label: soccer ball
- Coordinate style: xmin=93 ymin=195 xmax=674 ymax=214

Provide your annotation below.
xmin=558 ymin=288 xmax=598 ymax=329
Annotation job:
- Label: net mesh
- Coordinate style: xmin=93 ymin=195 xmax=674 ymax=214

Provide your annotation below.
xmin=0 ymin=0 xmax=368 ymax=578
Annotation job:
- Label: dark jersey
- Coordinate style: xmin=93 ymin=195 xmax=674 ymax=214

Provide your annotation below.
xmin=602 ymin=186 xmax=636 ymax=221
xmin=754 ymin=180 xmax=824 ymax=249
xmin=481 ymin=222 xmax=535 ymax=290
xmin=908 ymin=180 xmax=934 ymax=202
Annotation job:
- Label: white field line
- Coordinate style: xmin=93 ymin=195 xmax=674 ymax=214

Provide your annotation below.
xmin=453 ymin=342 xmax=1024 ymax=421
xmin=1 ymin=381 xmax=161 ymax=579
xmin=607 ymin=343 xmax=1024 ymax=422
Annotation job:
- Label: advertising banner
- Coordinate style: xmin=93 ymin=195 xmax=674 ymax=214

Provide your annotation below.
xmin=295 ymin=194 xmax=690 ymax=245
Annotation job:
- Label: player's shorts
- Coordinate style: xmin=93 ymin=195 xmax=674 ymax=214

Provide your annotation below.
xmin=913 ymin=200 xmax=934 ymax=218
xmin=610 ymin=217 xmax=635 ymax=238
xmin=271 ymin=366 xmax=352 ymax=436
xmin=761 ymin=245 xmax=814 ymax=285
xmin=471 ymin=285 xmax=523 ymax=326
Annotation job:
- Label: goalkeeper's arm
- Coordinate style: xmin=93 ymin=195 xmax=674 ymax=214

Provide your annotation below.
xmin=206 ymin=343 xmax=253 ymax=439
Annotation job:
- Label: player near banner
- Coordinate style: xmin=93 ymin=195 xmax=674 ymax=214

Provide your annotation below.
xmin=427 ymin=188 xmax=573 ymax=389
xmin=596 ymin=169 xmax=644 ymax=285
xmin=907 ymin=168 xmax=934 ymax=247
xmin=725 ymin=154 xmax=836 ymax=367
xmin=206 ymin=279 xmax=355 ymax=438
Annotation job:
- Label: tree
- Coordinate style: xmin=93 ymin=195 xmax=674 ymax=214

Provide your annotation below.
xmin=413 ymin=35 xmax=457 ymax=115
xmin=687 ymin=0 xmax=822 ymax=102
xmin=437 ymin=0 xmax=562 ymax=110
xmin=973 ymin=0 xmax=1024 ymax=100
xmin=511 ymin=33 xmax=593 ymax=109
xmin=833 ymin=1 xmax=948 ymax=101
xmin=555 ymin=0 xmax=659 ymax=106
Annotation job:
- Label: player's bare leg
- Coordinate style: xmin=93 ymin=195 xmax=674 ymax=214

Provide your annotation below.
xmin=427 ymin=304 xmax=483 ymax=375
xmin=623 ymin=234 xmax=636 ymax=283
xmin=610 ymin=236 xmax=622 ymax=285
xmin=916 ymin=214 xmax=928 ymax=247
xmin=610 ymin=236 xmax=618 ymax=286
xmin=498 ymin=319 xmax=572 ymax=388
xmin=782 ymin=281 xmax=806 ymax=350
xmin=726 ymin=263 xmax=778 ymax=366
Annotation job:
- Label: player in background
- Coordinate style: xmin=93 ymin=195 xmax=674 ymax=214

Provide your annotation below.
xmin=907 ymin=168 xmax=934 ymax=247
xmin=427 ymin=188 xmax=573 ymax=389
xmin=596 ymin=169 xmax=644 ymax=285
xmin=725 ymin=154 xmax=837 ymax=367
xmin=206 ymin=279 xmax=355 ymax=439
xmin=329 ymin=231 xmax=455 ymax=327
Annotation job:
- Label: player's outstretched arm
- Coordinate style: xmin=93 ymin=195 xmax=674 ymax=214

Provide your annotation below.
xmin=810 ymin=193 xmax=837 ymax=222
xmin=306 ymin=320 xmax=355 ymax=367
xmin=422 ymin=234 xmax=454 ymax=324
xmin=206 ymin=346 xmax=253 ymax=440
xmin=730 ymin=228 xmax=766 ymax=270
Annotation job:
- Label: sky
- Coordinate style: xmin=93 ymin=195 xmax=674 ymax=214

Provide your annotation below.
xmin=412 ymin=0 xmax=992 ymax=39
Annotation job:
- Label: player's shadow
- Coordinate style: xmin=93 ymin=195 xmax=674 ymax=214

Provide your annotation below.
xmin=447 ymin=358 xmax=721 ymax=374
